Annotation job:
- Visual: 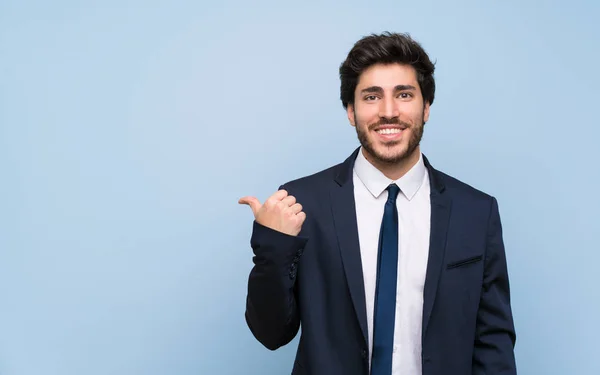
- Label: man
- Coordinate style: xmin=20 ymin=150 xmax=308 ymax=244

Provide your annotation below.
xmin=239 ymin=32 xmax=517 ymax=375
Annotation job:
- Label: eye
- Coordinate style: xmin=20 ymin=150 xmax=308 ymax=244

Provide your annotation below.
xmin=398 ymin=92 xmax=413 ymax=99
xmin=364 ymin=95 xmax=379 ymax=101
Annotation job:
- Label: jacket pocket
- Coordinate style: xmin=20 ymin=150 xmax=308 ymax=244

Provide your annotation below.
xmin=446 ymin=255 xmax=483 ymax=269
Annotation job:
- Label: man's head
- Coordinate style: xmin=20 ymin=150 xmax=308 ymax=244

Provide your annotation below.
xmin=339 ymin=32 xmax=436 ymax=167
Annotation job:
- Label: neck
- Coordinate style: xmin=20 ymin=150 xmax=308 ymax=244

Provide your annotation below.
xmin=362 ymin=146 xmax=421 ymax=181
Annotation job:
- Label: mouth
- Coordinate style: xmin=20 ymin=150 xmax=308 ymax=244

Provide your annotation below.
xmin=373 ymin=126 xmax=406 ymax=141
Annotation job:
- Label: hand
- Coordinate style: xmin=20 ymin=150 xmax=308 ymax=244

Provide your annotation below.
xmin=239 ymin=189 xmax=306 ymax=236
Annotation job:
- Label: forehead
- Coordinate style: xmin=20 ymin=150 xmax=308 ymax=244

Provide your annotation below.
xmin=356 ymin=63 xmax=419 ymax=89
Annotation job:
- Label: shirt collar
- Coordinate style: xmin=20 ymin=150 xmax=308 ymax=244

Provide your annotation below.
xmin=353 ymin=146 xmax=427 ymax=200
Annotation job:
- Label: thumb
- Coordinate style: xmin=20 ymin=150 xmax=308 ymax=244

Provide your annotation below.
xmin=238 ymin=196 xmax=262 ymax=216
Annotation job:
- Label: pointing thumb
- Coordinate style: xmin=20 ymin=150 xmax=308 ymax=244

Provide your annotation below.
xmin=238 ymin=196 xmax=262 ymax=216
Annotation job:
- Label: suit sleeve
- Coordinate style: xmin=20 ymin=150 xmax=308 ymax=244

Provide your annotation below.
xmin=472 ymin=197 xmax=518 ymax=374
xmin=244 ymin=190 xmax=309 ymax=350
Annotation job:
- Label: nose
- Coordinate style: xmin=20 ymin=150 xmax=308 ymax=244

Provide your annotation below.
xmin=378 ymin=96 xmax=399 ymax=120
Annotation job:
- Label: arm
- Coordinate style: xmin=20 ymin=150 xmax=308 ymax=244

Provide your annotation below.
xmin=245 ymin=221 xmax=308 ymax=350
xmin=472 ymin=197 xmax=518 ymax=374
xmin=239 ymin=186 xmax=308 ymax=350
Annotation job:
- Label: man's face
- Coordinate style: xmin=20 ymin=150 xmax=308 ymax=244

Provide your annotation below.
xmin=347 ymin=63 xmax=430 ymax=165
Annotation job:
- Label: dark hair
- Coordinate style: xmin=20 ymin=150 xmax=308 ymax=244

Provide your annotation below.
xmin=339 ymin=32 xmax=436 ymax=109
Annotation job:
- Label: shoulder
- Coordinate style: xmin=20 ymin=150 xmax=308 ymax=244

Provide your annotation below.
xmin=431 ymin=167 xmax=504 ymax=237
xmin=428 ymin=160 xmax=500 ymax=218
xmin=423 ymin=154 xmax=493 ymax=202
xmin=438 ymin=170 xmax=494 ymax=201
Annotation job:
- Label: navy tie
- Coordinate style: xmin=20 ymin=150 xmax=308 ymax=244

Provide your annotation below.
xmin=371 ymin=183 xmax=400 ymax=375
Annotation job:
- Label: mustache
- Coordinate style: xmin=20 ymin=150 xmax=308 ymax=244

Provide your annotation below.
xmin=368 ymin=118 xmax=412 ymax=130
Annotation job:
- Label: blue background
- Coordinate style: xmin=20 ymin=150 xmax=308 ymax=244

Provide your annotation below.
xmin=1 ymin=0 xmax=598 ymax=374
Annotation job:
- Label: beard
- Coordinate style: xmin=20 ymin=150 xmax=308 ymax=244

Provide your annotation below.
xmin=354 ymin=112 xmax=425 ymax=165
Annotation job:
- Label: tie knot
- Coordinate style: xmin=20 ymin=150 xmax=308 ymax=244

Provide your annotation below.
xmin=386 ymin=184 xmax=400 ymax=202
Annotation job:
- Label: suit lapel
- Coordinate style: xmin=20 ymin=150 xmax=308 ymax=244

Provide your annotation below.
xmin=421 ymin=156 xmax=452 ymax=336
xmin=330 ymin=148 xmax=369 ymax=345
xmin=328 ymin=151 xmax=451 ymax=345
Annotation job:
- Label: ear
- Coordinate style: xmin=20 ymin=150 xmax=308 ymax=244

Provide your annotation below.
xmin=346 ymin=103 xmax=356 ymax=127
xmin=423 ymin=102 xmax=431 ymax=124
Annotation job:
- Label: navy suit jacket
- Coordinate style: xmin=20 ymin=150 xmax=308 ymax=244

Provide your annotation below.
xmin=245 ymin=148 xmax=517 ymax=375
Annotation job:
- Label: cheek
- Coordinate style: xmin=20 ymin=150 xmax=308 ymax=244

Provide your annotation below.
xmin=406 ymin=105 xmax=426 ymax=121
xmin=355 ymin=106 xmax=379 ymax=126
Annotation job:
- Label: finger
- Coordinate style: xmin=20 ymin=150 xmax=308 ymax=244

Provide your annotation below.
xmin=281 ymin=195 xmax=296 ymax=207
xmin=266 ymin=189 xmax=289 ymax=207
xmin=271 ymin=189 xmax=288 ymax=201
xmin=296 ymin=211 xmax=307 ymax=222
xmin=238 ymin=196 xmax=262 ymax=215
xmin=290 ymin=203 xmax=303 ymax=214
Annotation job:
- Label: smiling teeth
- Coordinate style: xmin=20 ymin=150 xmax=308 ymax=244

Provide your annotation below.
xmin=377 ymin=128 xmax=402 ymax=134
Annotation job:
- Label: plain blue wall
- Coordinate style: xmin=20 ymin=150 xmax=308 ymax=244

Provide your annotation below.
xmin=1 ymin=0 xmax=599 ymax=374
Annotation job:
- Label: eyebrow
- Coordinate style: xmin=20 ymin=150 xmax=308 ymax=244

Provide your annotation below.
xmin=360 ymin=85 xmax=417 ymax=94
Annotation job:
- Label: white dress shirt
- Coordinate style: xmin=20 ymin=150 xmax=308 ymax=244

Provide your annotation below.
xmin=353 ymin=147 xmax=431 ymax=375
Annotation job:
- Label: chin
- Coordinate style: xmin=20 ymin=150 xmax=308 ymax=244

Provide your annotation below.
xmin=378 ymin=152 xmax=410 ymax=164
xmin=371 ymin=147 xmax=409 ymax=164
xmin=370 ymin=140 xmax=420 ymax=163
